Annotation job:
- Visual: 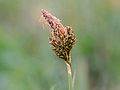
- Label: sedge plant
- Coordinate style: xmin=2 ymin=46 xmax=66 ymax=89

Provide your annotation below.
xmin=40 ymin=9 xmax=76 ymax=90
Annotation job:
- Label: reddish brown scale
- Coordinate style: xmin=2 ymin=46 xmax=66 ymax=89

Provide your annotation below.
xmin=41 ymin=9 xmax=66 ymax=35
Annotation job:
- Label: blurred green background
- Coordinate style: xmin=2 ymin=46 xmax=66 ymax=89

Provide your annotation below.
xmin=0 ymin=0 xmax=120 ymax=90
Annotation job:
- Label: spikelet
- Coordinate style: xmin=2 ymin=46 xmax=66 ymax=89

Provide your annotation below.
xmin=41 ymin=9 xmax=76 ymax=65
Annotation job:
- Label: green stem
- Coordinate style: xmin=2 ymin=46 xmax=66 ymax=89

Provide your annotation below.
xmin=65 ymin=54 xmax=73 ymax=90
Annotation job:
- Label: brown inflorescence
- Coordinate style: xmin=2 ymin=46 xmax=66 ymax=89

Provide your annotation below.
xmin=41 ymin=9 xmax=76 ymax=64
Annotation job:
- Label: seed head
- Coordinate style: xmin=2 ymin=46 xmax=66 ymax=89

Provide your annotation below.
xmin=41 ymin=9 xmax=76 ymax=63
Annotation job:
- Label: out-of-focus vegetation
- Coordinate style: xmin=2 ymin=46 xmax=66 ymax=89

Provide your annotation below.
xmin=0 ymin=0 xmax=120 ymax=90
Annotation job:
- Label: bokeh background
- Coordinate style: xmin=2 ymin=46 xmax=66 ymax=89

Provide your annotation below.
xmin=0 ymin=0 xmax=120 ymax=90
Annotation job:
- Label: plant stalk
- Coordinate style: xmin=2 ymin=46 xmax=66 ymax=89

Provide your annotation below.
xmin=65 ymin=54 xmax=73 ymax=90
